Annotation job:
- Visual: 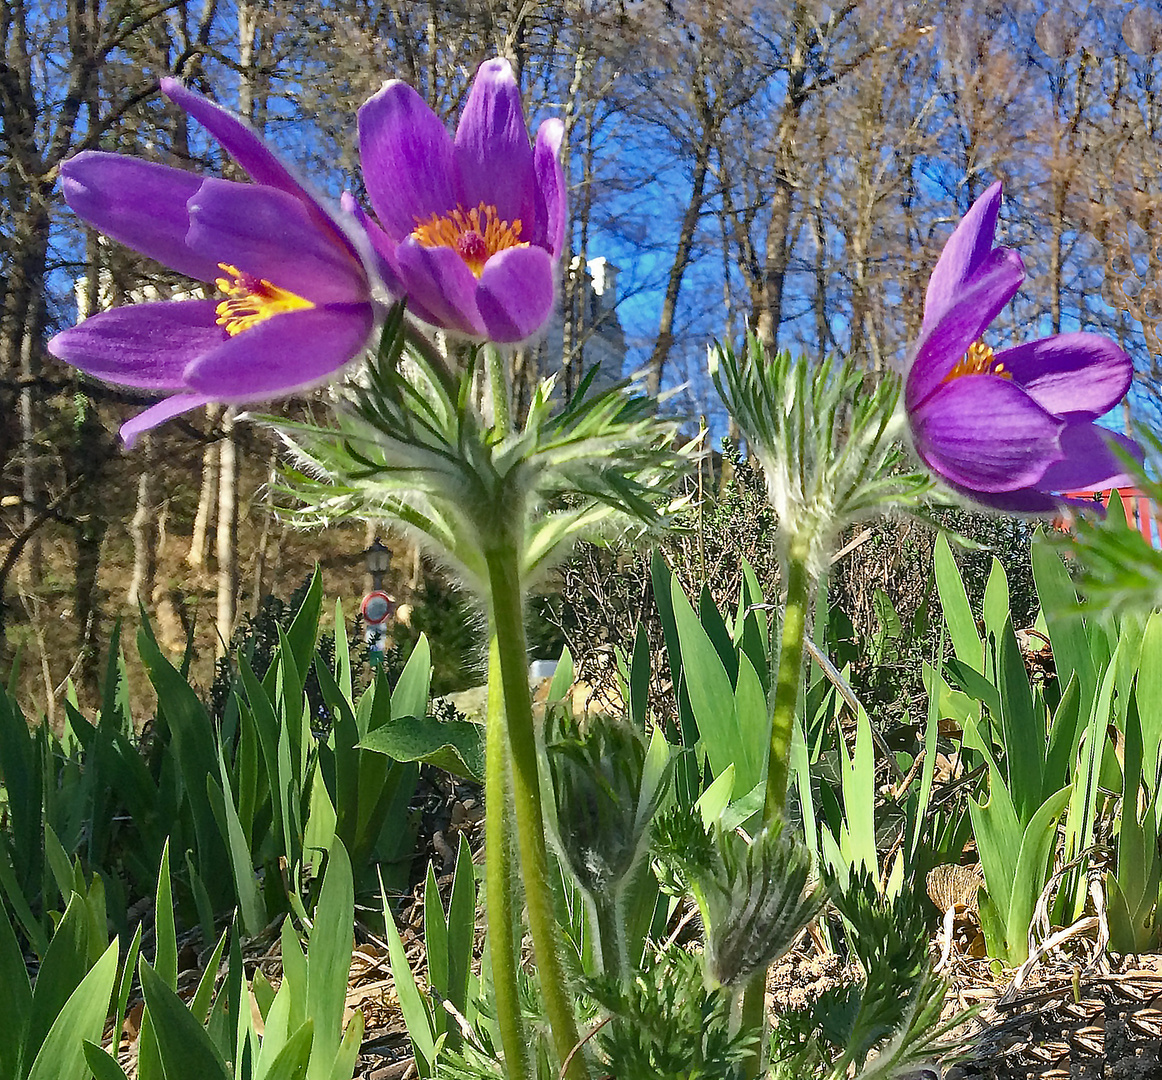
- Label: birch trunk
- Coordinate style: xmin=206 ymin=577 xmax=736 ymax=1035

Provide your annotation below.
xmin=187 ymin=405 xmax=221 ymax=569
xmin=216 ymin=409 xmax=238 ymax=654
xmin=127 ymin=436 xmax=157 ymax=608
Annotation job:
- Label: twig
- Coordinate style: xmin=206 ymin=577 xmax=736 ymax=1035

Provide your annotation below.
xmin=560 ymin=1016 xmax=611 ymax=1080
xmin=802 ymin=636 xmax=904 ymax=781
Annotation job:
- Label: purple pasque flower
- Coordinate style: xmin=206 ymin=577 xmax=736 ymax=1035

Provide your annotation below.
xmin=354 ymin=57 xmax=565 ymax=344
xmin=906 ymin=182 xmax=1138 ymax=512
xmin=48 ymin=79 xmax=382 ymax=446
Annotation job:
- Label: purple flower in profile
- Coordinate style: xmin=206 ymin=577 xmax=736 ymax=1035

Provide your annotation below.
xmin=48 ymin=79 xmax=382 ymax=446
xmin=905 ymin=182 xmax=1138 ymax=512
xmin=353 ymin=57 xmax=565 ymax=344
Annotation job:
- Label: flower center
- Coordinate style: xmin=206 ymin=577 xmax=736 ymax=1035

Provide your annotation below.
xmin=411 ymin=203 xmax=527 ymax=277
xmin=943 ymin=340 xmax=1012 ymax=382
xmin=215 ymin=264 xmax=314 ymax=337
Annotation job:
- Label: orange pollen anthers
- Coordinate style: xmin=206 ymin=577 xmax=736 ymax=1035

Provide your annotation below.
xmin=411 ymin=203 xmax=527 ymax=277
xmin=214 ymin=264 xmax=314 ymax=337
xmin=943 ymin=340 xmax=1012 ymax=382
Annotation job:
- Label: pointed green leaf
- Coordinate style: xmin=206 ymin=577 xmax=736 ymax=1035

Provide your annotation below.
xmin=25 ymin=892 xmax=90 ymax=1063
xmin=285 ymin=568 xmax=324 ymax=683
xmin=697 ymin=765 xmax=735 ymax=827
xmin=83 ymin=1042 xmax=130 ymax=1080
xmin=138 ymin=960 xmax=231 ymax=1080
xmin=982 ymin=557 xmax=1010 ymax=645
xmin=444 ymin=832 xmax=476 ymax=1048
xmin=1031 ymin=536 xmax=1096 ymax=704
xmin=188 ymin=929 xmax=228 ymax=1029
xmin=329 ymin=1010 xmax=364 ymax=1080
xmin=154 ymin=842 xmax=177 ymax=990
xmin=379 ymin=872 xmax=435 ymax=1069
xmin=996 ymin=617 xmax=1043 ymax=823
xmin=423 ymin=863 xmax=448 ymax=1039
xmin=306 ymin=842 xmax=354 ymax=1080
xmin=672 ymin=577 xmax=758 ymax=788
xmin=0 ymin=892 xmax=32 ymax=1080
xmin=207 ymin=763 xmax=265 ymax=937
xmin=934 ymin=534 xmax=982 ymax=672
xmin=1137 ymin=613 xmax=1162 ymax=788
xmin=259 ymin=1020 xmax=313 ymax=1080
xmin=965 ymin=717 xmax=1023 ymax=915
xmin=391 ymin=635 xmax=432 ymax=724
xmin=548 ymin=646 xmax=574 ymax=703
xmin=27 ymin=941 xmax=118 ymax=1080
xmin=1005 ymin=785 xmax=1073 ymax=963
xmin=334 ymin=598 xmax=352 ymax=702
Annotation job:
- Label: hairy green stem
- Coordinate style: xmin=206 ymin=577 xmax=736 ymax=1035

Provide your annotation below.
xmin=589 ymin=890 xmax=628 ymax=984
xmin=486 ymin=542 xmax=590 ymax=1080
xmin=765 ymin=543 xmax=812 ymax=820
xmin=485 ymin=344 xmax=512 ymax=433
xmin=743 ymin=541 xmax=814 ymax=1079
xmin=485 ymin=629 xmax=531 ymax=1080
xmin=738 ymin=975 xmax=767 ymax=1079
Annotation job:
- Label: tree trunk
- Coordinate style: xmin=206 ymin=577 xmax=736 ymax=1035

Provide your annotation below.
xmin=249 ymin=446 xmax=278 ymax=615
xmin=187 ymin=406 xmax=221 ymax=569
xmin=755 ymin=96 xmax=803 ymax=352
xmin=216 ymin=409 xmax=238 ymax=654
xmin=72 ymin=402 xmax=109 ymax=700
xmin=645 ymin=111 xmax=716 ymax=395
xmin=127 ymin=437 xmax=157 ymax=608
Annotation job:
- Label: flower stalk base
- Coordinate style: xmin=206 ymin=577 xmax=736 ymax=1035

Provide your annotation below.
xmin=485 ymin=540 xmax=590 ymax=1080
xmin=766 ymin=543 xmax=812 ymax=820
xmin=485 ymin=630 xmax=530 ymax=1080
xmin=743 ymin=541 xmax=814 ymax=1079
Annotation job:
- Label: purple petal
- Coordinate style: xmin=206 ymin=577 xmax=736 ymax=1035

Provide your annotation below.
xmin=341 ymin=193 xmax=403 ymax=293
xmin=1036 ymin=423 xmax=1143 ymax=492
xmin=162 ymin=78 xmax=307 ymax=198
xmin=358 ymin=81 xmax=457 ymax=241
xmin=453 ymin=59 xmax=536 ymax=233
xmin=910 ymin=376 xmax=1064 ymax=492
xmin=923 ymin=182 xmax=1004 ymax=331
xmin=531 ymin=119 xmax=566 ymax=259
xmin=340 ymin=193 xmax=448 ymax=328
xmin=162 ymin=80 xmax=367 ymax=269
xmin=477 ymin=246 xmax=556 ymax=342
xmin=995 ymin=334 xmax=1133 ymax=422
xmin=394 ymin=238 xmax=487 ymax=337
xmin=183 ymin=303 xmax=374 ymax=399
xmin=121 ymin=393 xmax=213 ymax=447
xmin=60 ymin=153 xmax=220 ymax=281
xmin=186 ymin=179 xmax=368 ymax=304
xmin=47 ymin=300 xmax=225 ymax=388
xmin=905 ymin=248 xmax=1025 ymax=412
xmin=944 ymin=480 xmax=1065 ymax=513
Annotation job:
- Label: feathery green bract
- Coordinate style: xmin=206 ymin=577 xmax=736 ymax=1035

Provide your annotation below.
xmin=547 ymin=712 xmax=667 ymax=896
xmin=711 ymin=338 xmax=932 ymax=576
xmin=652 ymin=809 xmax=826 ymax=990
xmin=700 ymin=820 xmax=828 ymax=989
xmin=269 ymin=303 xmax=694 ymax=596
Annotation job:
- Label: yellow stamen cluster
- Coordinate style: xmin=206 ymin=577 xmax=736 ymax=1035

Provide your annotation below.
xmin=943 ymin=340 xmax=1012 ymax=382
xmin=215 ymin=264 xmax=314 ymax=337
xmin=411 ymin=203 xmax=527 ymax=277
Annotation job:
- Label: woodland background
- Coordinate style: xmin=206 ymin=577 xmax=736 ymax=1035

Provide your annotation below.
xmin=3 ymin=0 xmax=1162 ymax=721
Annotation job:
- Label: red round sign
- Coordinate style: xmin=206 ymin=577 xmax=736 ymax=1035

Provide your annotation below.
xmin=361 ymin=590 xmax=394 ymax=625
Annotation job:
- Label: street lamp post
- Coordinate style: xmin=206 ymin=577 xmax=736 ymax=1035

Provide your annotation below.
xmin=362 ymin=538 xmax=395 ymax=666
xmin=365 ymin=537 xmax=392 ymax=590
